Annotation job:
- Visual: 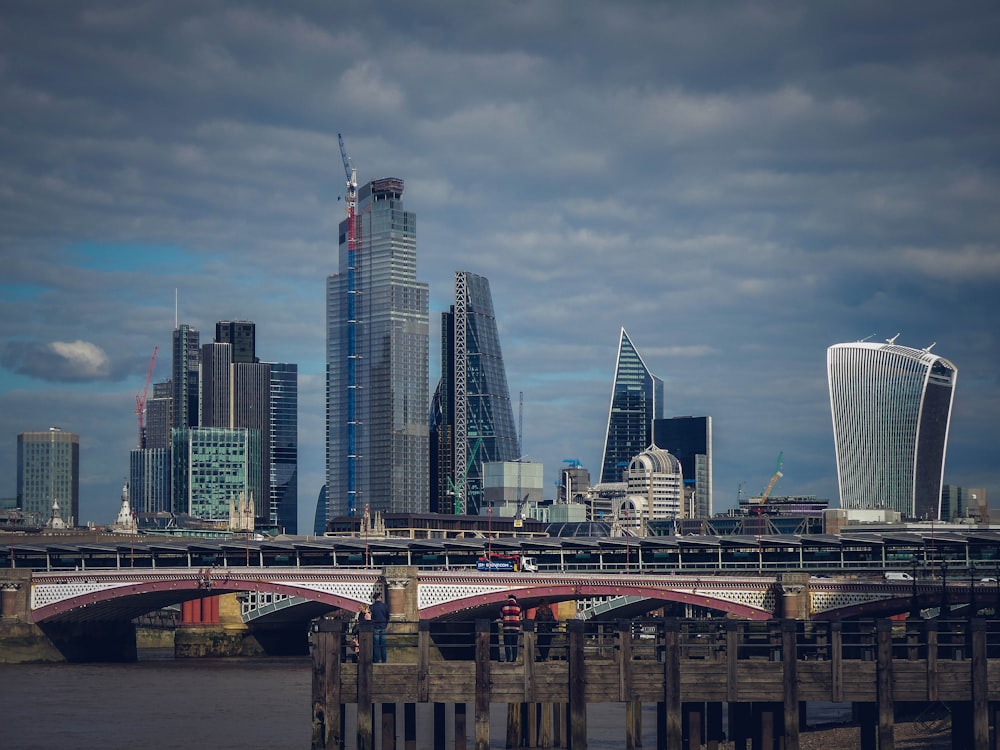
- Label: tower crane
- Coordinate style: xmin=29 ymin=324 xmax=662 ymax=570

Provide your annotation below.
xmin=134 ymin=345 xmax=158 ymax=448
xmin=757 ymin=451 xmax=784 ymax=505
xmin=339 ymin=133 xmax=361 ymax=517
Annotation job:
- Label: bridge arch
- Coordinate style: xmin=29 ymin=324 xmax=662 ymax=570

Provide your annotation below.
xmin=421 ymin=582 xmax=773 ymax=621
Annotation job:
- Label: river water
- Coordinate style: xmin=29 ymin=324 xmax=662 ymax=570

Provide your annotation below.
xmin=1 ymin=649 xmax=852 ymax=749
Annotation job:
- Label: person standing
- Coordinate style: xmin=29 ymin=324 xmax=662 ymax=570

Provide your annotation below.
xmin=501 ymin=594 xmax=522 ymax=662
xmin=370 ymin=591 xmax=390 ymax=663
xmin=533 ymin=598 xmax=555 ymax=661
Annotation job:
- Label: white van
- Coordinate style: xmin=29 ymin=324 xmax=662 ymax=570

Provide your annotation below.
xmin=884 ymin=571 xmax=914 ymax=581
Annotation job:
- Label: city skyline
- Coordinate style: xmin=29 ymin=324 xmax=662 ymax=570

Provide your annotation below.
xmin=1 ymin=3 xmax=998 ymax=530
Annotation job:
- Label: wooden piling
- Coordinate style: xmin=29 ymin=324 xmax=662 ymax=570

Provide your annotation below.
xmin=876 ymin=619 xmax=894 ymax=750
xmin=782 ymin=620 xmax=799 ymax=750
xmin=567 ymin=618 xmax=587 ymax=750
xmin=972 ymin=619 xmax=989 ymax=749
xmin=664 ymin=618 xmax=681 ymax=750
xmin=310 ymin=618 xmax=343 ymax=750
xmin=358 ymin=620 xmax=374 ymax=750
xmin=475 ymin=620 xmax=491 ymax=750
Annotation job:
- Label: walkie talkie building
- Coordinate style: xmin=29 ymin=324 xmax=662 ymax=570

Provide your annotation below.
xmin=827 ymin=339 xmax=957 ymax=519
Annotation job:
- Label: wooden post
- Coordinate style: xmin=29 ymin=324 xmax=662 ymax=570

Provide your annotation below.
xmin=540 ymin=702 xmax=552 ymax=749
xmin=404 ymin=703 xmax=416 ymax=750
xmin=382 ymin=702 xmax=396 ymax=750
xmin=830 ymin=620 xmax=843 ymax=703
xmin=358 ymin=619 xmax=374 ymax=750
xmin=972 ymin=618 xmax=989 ymax=750
xmin=925 ymin=618 xmax=938 ymax=702
xmin=418 ymin=620 xmax=431 ymax=703
xmin=567 ymin=618 xmax=588 ymax=750
xmin=506 ymin=704 xmax=521 ymax=749
xmin=525 ymin=620 xmax=537 ymax=703
xmin=619 ymin=619 xmax=639 ymax=749
xmin=684 ymin=703 xmax=703 ymax=749
xmin=726 ymin=620 xmax=739 ymax=703
xmin=876 ymin=619 xmax=894 ymax=750
xmin=782 ymin=620 xmax=799 ymax=750
xmin=310 ymin=619 xmax=343 ymax=750
xmin=455 ymin=703 xmax=467 ymax=750
xmin=664 ymin=618 xmax=681 ymax=750
xmin=475 ymin=620 xmax=492 ymax=750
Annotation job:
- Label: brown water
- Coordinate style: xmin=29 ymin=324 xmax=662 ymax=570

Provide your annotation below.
xmin=1 ymin=649 xmax=852 ymax=749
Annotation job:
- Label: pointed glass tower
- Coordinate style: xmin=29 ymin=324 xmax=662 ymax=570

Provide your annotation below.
xmin=430 ymin=271 xmax=519 ymax=515
xmin=599 ymin=329 xmax=664 ymax=484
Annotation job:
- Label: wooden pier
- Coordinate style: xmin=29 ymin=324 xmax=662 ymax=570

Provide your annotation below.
xmin=310 ymin=616 xmax=1000 ymax=750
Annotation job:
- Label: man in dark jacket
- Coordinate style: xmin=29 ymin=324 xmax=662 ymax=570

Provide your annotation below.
xmin=370 ymin=591 xmax=390 ymax=662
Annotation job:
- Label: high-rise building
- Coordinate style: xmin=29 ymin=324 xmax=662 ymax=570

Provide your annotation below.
xmin=621 ymin=445 xmax=682 ymax=532
xmin=653 ymin=416 xmax=713 ymax=519
xmin=326 ymin=177 xmax=429 ymax=521
xmin=144 ymin=381 xmax=172 ymax=450
xmin=128 ymin=447 xmax=171 ymax=514
xmin=430 ymin=271 xmax=519 ymax=515
xmin=827 ymin=338 xmax=957 ymax=518
xmin=17 ymin=428 xmax=79 ymax=526
xmin=269 ymin=362 xmax=298 ymax=533
xmin=172 ymin=324 xmax=200 ymax=430
xmin=172 ymin=427 xmax=261 ymax=520
xmin=215 ymin=320 xmax=256 ymax=364
xmin=599 ymin=329 xmax=663 ymax=484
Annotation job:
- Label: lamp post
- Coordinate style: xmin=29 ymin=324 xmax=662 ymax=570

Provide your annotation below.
xmin=910 ymin=556 xmax=919 ymax=619
xmin=941 ymin=560 xmax=949 ymax=617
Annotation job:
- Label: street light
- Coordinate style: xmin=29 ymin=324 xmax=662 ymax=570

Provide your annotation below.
xmin=941 ymin=560 xmax=949 ymax=617
xmin=910 ymin=556 xmax=919 ymax=619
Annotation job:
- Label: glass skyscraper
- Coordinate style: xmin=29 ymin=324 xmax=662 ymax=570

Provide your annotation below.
xmin=653 ymin=415 xmax=713 ymax=518
xmin=827 ymin=339 xmax=957 ymax=518
xmin=172 ymin=427 xmax=261 ymax=520
xmin=17 ymin=428 xmax=79 ymax=526
xmin=430 ymin=271 xmax=519 ymax=515
xmin=269 ymin=362 xmax=298 ymax=533
xmin=326 ymin=177 xmax=429 ymax=521
xmin=599 ymin=329 xmax=663 ymax=485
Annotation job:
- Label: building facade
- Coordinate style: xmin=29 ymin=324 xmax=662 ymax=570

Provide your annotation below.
xmin=171 ymin=324 xmax=200 ymax=431
xmin=128 ymin=447 xmax=171 ymax=514
xmin=827 ymin=339 xmax=957 ymax=518
xmin=620 ymin=445 xmax=683 ymax=532
xmin=16 ymin=428 xmax=80 ymax=526
xmin=653 ymin=416 xmax=713 ymax=519
xmin=430 ymin=271 xmax=519 ymax=515
xmin=269 ymin=362 xmax=298 ymax=533
xmin=599 ymin=329 xmax=664 ymax=484
xmin=326 ymin=177 xmax=429 ymax=520
xmin=171 ymin=427 xmax=261 ymax=521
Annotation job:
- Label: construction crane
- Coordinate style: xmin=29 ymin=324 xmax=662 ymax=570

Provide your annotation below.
xmin=134 ymin=345 xmax=158 ymax=448
xmin=339 ymin=133 xmax=360 ymax=517
xmin=757 ymin=451 xmax=784 ymax=504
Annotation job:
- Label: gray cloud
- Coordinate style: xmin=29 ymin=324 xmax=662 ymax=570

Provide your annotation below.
xmin=0 ymin=0 xmax=998 ymax=527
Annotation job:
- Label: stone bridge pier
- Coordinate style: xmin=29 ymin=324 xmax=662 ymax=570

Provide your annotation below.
xmin=778 ymin=572 xmax=811 ymax=620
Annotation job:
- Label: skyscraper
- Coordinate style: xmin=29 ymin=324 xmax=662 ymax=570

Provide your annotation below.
xmin=172 ymin=324 xmax=200 ymax=430
xmin=827 ymin=338 xmax=957 ymax=518
xmin=269 ymin=362 xmax=298 ymax=533
xmin=326 ymin=177 xmax=429 ymax=521
xmin=653 ymin=416 xmax=713 ymax=518
xmin=599 ymin=329 xmax=664 ymax=485
xmin=17 ymin=428 xmax=79 ymax=526
xmin=430 ymin=271 xmax=519 ymax=514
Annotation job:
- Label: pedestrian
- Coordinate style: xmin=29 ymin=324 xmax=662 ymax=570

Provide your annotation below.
xmin=501 ymin=594 xmax=522 ymax=662
xmin=533 ymin=598 xmax=555 ymax=661
xmin=370 ymin=591 xmax=390 ymax=663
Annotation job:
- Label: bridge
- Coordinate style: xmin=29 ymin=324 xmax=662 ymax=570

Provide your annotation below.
xmin=3 ymin=529 xmax=1000 ymax=662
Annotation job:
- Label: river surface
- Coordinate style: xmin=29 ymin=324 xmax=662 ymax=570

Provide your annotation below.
xmin=1 ymin=649 xmax=852 ymax=749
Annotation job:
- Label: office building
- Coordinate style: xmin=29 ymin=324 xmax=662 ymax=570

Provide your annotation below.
xmin=620 ymin=445 xmax=683 ymax=532
xmin=269 ymin=362 xmax=298 ymax=533
xmin=172 ymin=324 xmax=200 ymax=430
xmin=144 ymin=381 xmax=172 ymax=451
xmin=129 ymin=447 xmax=171 ymax=514
xmin=172 ymin=427 xmax=261 ymax=521
xmin=599 ymin=329 xmax=663 ymax=484
xmin=827 ymin=338 xmax=957 ymax=518
xmin=17 ymin=428 xmax=79 ymax=526
xmin=483 ymin=460 xmax=544 ymax=509
xmin=214 ymin=320 xmax=256 ymax=364
xmin=941 ymin=485 xmax=988 ymax=523
xmin=430 ymin=271 xmax=519 ymax=515
xmin=653 ymin=416 xmax=713 ymax=519
xmin=326 ymin=177 xmax=429 ymax=521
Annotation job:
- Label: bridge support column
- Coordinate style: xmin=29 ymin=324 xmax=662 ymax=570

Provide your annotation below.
xmin=779 ymin=573 xmax=810 ymax=620
xmin=1 ymin=582 xmax=21 ymax=622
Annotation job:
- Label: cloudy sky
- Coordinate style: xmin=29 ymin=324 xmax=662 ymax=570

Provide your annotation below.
xmin=2 ymin=1 xmax=998 ymax=532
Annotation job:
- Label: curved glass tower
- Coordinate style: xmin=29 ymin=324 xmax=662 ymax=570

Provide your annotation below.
xmin=430 ymin=271 xmax=519 ymax=515
xmin=827 ymin=339 xmax=957 ymax=519
xmin=599 ymin=329 xmax=664 ymax=485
